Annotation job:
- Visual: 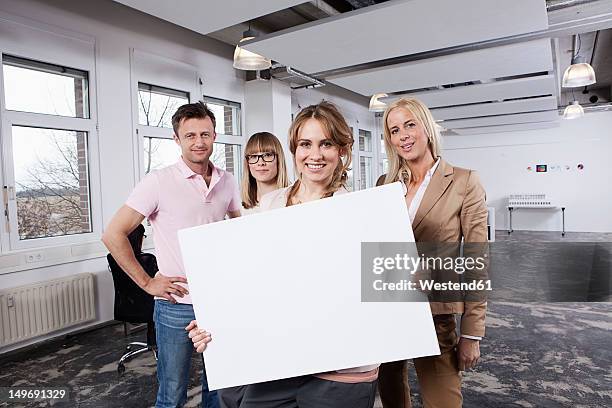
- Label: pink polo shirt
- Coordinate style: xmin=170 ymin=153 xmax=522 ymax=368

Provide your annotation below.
xmin=126 ymin=158 xmax=241 ymax=304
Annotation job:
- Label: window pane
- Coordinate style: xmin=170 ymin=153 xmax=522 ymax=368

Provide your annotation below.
xmin=206 ymin=102 xmax=241 ymax=136
xmin=359 ymin=129 xmax=372 ymax=152
xmin=380 ymin=133 xmax=386 ymax=155
xmin=12 ymin=126 xmax=92 ymax=240
xmin=3 ymin=55 xmax=89 ymax=118
xmin=143 ymin=137 xmax=180 ymax=174
xmin=138 ymin=83 xmax=188 ymax=128
xmin=359 ymin=156 xmax=372 ymax=190
xmin=211 ymin=143 xmax=241 ymax=176
xmin=380 ymin=158 xmax=389 ymax=175
xmin=346 ymin=168 xmax=354 ymax=192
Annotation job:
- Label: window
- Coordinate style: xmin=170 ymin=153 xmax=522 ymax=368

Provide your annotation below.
xmin=359 ymin=129 xmax=372 ymax=152
xmin=380 ymin=157 xmax=389 ymax=175
xmin=3 ymin=55 xmax=89 ymax=118
xmin=138 ymin=83 xmax=187 ymax=128
xmin=376 ymin=113 xmax=388 ymax=178
xmin=1 ymin=55 xmax=98 ymax=249
xmin=356 ymin=129 xmax=374 ymax=189
xmin=11 ymin=127 xmax=91 ymax=240
xmin=202 ymin=96 xmax=243 ymax=178
xmin=143 ymin=137 xmax=180 ymax=174
xmin=359 ymin=156 xmax=373 ymax=190
xmin=135 ymin=88 xmax=243 ymax=178
xmin=136 ymin=83 xmax=189 ymax=174
xmin=345 ymin=126 xmax=355 ymax=191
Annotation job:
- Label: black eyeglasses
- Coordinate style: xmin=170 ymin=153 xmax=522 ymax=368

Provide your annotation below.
xmin=246 ymin=152 xmax=276 ymax=164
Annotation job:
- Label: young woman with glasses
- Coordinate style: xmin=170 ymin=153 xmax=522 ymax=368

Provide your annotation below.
xmin=240 ymin=132 xmax=289 ymax=215
xmin=187 ymin=101 xmax=378 ymax=408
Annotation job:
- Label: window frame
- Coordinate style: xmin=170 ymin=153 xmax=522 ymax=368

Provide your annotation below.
xmin=375 ymin=113 xmax=388 ymax=178
xmin=130 ymin=49 xmax=200 ymax=181
xmin=129 ymin=50 xmax=245 ymax=184
xmin=0 ymin=27 xmax=101 ymax=252
xmin=356 ymin=127 xmax=375 ymax=190
xmin=202 ymin=95 xmax=244 ymax=181
xmin=135 ymin=81 xmax=190 ymax=176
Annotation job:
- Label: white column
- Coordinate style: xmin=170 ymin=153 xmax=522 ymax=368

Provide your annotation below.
xmin=244 ymin=78 xmax=294 ymax=179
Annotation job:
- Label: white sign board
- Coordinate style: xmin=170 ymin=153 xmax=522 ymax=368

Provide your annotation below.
xmin=178 ymin=183 xmax=440 ymax=390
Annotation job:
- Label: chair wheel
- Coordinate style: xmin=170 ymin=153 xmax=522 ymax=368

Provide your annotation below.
xmin=118 ymin=363 xmax=126 ymax=375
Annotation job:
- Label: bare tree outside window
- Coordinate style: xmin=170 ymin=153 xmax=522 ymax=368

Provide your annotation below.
xmin=3 ymin=56 xmax=92 ymax=241
xmin=12 ymin=127 xmax=91 ymax=240
xmin=138 ymin=83 xmax=188 ymax=174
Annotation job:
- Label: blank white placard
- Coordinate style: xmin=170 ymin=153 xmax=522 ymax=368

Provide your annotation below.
xmin=178 ymin=183 xmax=440 ymax=390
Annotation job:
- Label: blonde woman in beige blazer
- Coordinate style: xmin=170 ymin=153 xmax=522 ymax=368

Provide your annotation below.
xmin=376 ymin=98 xmax=488 ymax=408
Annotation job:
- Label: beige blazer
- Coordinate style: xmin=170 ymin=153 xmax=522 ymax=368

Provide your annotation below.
xmin=377 ymin=159 xmax=488 ymax=337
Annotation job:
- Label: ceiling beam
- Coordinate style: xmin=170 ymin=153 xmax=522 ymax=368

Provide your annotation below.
xmin=312 ymin=0 xmax=612 ymax=79
xmin=383 ymin=75 xmax=557 ymax=108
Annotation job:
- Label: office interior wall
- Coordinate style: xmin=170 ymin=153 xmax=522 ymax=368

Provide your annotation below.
xmin=442 ymin=111 xmax=612 ymax=233
xmin=0 ymin=0 xmax=377 ymax=352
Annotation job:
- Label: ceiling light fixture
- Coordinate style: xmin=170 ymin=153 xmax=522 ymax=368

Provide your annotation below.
xmin=233 ymin=26 xmax=271 ymax=71
xmin=562 ymin=62 xmax=596 ymax=88
xmin=369 ymin=93 xmax=388 ymax=112
xmin=435 ymin=123 xmax=446 ymax=133
xmin=563 ymin=101 xmax=584 ymax=119
xmin=562 ymin=34 xmax=596 ymax=88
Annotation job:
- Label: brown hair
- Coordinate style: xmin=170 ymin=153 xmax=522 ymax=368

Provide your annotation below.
xmin=286 ymin=101 xmax=353 ymax=205
xmin=171 ymin=101 xmax=216 ymax=137
xmin=241 ymin=132 xmax=289 ymax=209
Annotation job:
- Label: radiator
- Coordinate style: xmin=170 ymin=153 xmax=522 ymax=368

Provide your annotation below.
xmin=0 ymin=273 xmax=96 ymax=348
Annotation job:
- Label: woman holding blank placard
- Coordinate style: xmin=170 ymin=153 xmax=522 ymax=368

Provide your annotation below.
xmin=186 ymin=101 xmax=378 ymax=408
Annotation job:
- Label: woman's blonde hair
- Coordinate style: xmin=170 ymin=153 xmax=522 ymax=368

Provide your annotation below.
xmin=286 ymin=101 xmax=353 ymax=205
xmin=241 ymin=132 xmax=289 ymax=209
xmin=382 ymin=97 xmax=442 ymax=185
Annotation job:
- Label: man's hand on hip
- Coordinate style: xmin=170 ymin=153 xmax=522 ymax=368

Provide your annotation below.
xmin=143 ymin=274 xmax=188 ymax=303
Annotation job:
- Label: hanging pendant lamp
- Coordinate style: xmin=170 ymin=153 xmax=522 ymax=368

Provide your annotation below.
xmin=369 ymin=93 xmax=388 ymax=112
xmin=563 ymin=101 xmax=584 ymax=119
xmin=233 ymin=27 xmax=271 ymax=71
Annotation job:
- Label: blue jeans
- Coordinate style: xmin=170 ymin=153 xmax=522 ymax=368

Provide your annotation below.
xmin=154 ymin=300 xmax=219 ymax=408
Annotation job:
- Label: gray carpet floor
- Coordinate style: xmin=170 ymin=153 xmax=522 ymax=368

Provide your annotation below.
xmin=0 ymin=231 xmax=610 ymax=407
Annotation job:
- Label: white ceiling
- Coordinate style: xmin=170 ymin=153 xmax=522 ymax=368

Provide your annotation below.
xmin=112 ymin=0 xmax=305 ymax=35
xmin=327 ymin=39 xmax=554 ymax=96
xmin=430 ymin=96 xmax=557 ymax=121
xmin=441 ymin=110 xmax=559 ymax=129
xmin=383 ymin=75 xmax=557 ymax=108
xmin=242 ymin=0 xmax=548 ymax=74
xmin=112 ymin=0 xmax=578 ymax=133
xmin=449 ymin=121 xmax=560 ymax=136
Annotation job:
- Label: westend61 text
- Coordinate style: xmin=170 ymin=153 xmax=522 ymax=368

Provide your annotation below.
xmin=373 ymin=279 xmax=492 ymax=292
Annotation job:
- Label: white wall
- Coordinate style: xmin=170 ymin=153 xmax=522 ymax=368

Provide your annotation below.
xmin=442 ymin=111 xmax=612 ymax=233
xmin=292 ymin=84 xmax=375 ymax=134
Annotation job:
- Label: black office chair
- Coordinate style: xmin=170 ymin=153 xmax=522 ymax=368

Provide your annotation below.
xmin=107 ymin=224 xmax=158 ymax=375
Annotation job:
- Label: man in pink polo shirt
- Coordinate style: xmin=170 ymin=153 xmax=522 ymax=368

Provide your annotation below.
xmin=102 ymin=101 xmax=240 ymax=408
